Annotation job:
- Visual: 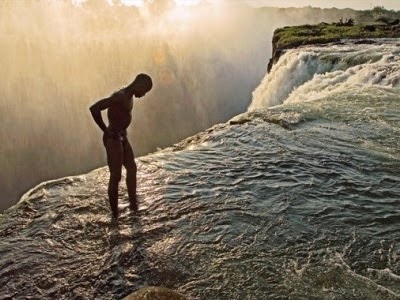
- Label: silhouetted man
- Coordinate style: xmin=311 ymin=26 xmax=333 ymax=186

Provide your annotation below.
xmin=90 ymin=74 xmax=153 ymax=218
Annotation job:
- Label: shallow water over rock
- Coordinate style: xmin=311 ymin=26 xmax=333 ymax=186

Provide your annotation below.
xmin=1 ymin=41 xmax=400 ymax=299
xmin=1 ymin=95 xmax=399 ymax=299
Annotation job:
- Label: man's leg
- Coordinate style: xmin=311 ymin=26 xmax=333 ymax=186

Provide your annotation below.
xmin=122 ymin=139 xmax=138 ymax=211
xmin=104 ymin=136 xmax=123 ymax=218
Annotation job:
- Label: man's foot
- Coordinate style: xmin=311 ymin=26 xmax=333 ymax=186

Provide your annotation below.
xmin=129 ymin=200 xmax=138 ymax=213
xmin=110 ymin=209 xmax=119 ymax=227
xmin=111 ymin=215 xmax=119 ymax=227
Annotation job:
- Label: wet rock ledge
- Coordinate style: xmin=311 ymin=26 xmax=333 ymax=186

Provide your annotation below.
xmin=123 ymin=286 xmax=187 ymax=300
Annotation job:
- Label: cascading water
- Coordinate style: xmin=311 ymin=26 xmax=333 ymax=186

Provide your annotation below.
xmin=250 ymin=40 xmax=400 ymax=109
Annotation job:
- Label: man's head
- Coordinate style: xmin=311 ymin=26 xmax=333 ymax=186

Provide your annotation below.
xmin=130 ymin=73 xmax=153 ymax=98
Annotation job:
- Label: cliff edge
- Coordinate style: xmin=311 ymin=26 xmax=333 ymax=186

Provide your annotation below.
xmin=268 ymin=22 xmax=400 ymax=72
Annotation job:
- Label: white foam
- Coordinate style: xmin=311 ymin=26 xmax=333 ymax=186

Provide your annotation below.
xmin=249 ymin=41 xmax=400 ymax=110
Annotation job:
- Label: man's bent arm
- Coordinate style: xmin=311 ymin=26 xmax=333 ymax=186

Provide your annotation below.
xmin=89 ymin=97 xmax=115 ymax=132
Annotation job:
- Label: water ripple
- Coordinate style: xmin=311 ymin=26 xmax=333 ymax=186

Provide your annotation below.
xmin=1 ymin=96 xmax=400 ymax=299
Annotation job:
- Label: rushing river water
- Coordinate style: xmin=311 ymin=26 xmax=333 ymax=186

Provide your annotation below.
xmin=1 ymin=40 xmax=400 ymax=299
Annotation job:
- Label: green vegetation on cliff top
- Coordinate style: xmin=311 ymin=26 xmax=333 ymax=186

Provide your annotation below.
xmin=273 ymin=23 xmax=400 ymax=51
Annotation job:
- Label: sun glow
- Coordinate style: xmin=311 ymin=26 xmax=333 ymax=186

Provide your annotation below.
xmin=174 ymin=0 xmax=201 ymax=5
xmin=120 ymin=0 xmax=145 ymax=7
xmin=168 ymin=5 xmax=195 ymax=23
xmin=119 ymin=0 xmax=201 ymax=7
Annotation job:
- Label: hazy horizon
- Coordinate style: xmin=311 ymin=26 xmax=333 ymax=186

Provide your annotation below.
xmin=75 ymin=0 xmax=400 ymax=11
xmin=246 ymin=0 xmax=400 ymax=10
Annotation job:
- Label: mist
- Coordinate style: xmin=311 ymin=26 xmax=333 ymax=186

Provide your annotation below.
xmin=0 ymin=0 xmax=359 ymax=212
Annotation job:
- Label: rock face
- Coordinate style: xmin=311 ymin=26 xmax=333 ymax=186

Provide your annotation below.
xmin=122 ymin=286 xmax=187 ymax=300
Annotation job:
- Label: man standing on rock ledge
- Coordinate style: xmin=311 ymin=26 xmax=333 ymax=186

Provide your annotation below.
xmin=90 ymin=74 xmax=153 ymax=219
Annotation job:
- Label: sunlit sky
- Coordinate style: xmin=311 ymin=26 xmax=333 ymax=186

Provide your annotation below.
xmin=117 ymin=0 xmax=400 ymax=10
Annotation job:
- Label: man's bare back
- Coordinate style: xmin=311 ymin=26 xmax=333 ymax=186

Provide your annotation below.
xmin=90 ymin=74 xmax=153 ymax=219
